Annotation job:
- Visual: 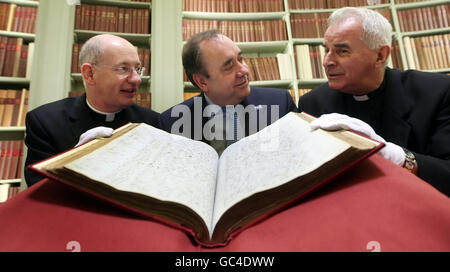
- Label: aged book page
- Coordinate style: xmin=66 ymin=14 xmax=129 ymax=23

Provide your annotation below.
xmin=211 ymin=113 xmax=351 ymax=231
xmin=64 ymin=124 xmax=219 ymax=233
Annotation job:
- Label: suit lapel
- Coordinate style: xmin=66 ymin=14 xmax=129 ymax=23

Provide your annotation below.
xmin=240 ymin=96 xmax=251 ymax=137
xmin=379 ymin=68 xmax=413 ymax=147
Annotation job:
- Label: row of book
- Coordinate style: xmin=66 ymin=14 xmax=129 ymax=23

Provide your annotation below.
xmin=290 ymin=8 xmax=392 ymax=39
xmin=182 ymin=5 xmax=445 ymax=40
xmin=0 ymin=3 xmax=38 ymax=33
xmin=244 ymin=56 xmax=281 ymax=81
xmin=0 ymin=183 xmax=20 ymax=204
xmin=276 ymin=53 xmax=294 ymax=80
xmin=403 ymin=33 xmax=450 ymax=71
xmin=181 ymin=0 xmax=392 ymax=12
xmin=288 ymin=0 xmax=389 ymax=10
xmin=0 ymin=36 xmax=34 ymax=78
xmin=71 ymin=43 xmax=151 ymax=76
xmin=183 ymin=0 xmax=284 ymax=13
xmin=295 ymin=44 xmax=325 ymax=80
xmin=0 ymin=89 xmax=29 ymax=127
xmin=182 ymin=19 xmax=287 ymax=42
xmin=397 ymin=4 xmax=449 ymax=33
xmin=0 ymin=140 xmax=24 ymax=181
xmin=290 ymin=13 xmax=330 ymax=40
xmin=69 ymin=91 xmax=151 ymax=109
xmin=75 ymin=4 xmax=150 ymax=34
xmin=390 ymin=40 xmax=405 ymax=70
xmin=396 ymin=0 xmax=436 ymax=3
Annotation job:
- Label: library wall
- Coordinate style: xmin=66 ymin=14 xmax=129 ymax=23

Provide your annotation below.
xmin=181 ymin=0 xmax=449 ymax=103
xmin=0 ymin=0 xmax=38 ymax=197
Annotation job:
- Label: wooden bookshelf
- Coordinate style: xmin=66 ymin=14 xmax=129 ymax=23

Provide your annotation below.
xmin=180 ymin=0 xmax=449 ymax=102
xmin=0 ymin=0 xmax=38 ymax=191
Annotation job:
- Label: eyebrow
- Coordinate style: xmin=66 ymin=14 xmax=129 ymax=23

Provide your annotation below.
xmin=116 ymin=61 xmax=142 ymax=67
xmin=333 ymin=43 xmax=350 ymax=49
xmin=222 ymin=51 xmax=243 ymax=68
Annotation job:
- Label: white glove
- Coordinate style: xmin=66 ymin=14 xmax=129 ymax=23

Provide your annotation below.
xmin=310 ymin=113 xmax=405 ymax=166
xmin=75 ymin=126 xmax=114 ymax=147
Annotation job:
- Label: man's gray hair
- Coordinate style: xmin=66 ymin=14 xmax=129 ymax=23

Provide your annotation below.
xmin=328 ymin=7 xmax=392 ymax=50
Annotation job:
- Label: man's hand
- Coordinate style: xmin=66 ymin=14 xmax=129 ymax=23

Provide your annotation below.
xmin=310 ymin=113 xmax=406 ymax=166
xmin=75 ymin=127 xmax=113 ymax=147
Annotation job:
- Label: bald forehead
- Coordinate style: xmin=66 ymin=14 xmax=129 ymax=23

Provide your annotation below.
xmin=198 ymin=34 xmax=243 ymax=72
xmin=94 ymin=35 xmax=133 ymax=49
xmin=102 ymin=36 xmax=136 ymax=55
xmin=198 ymin=34 xmax=238 ymax=56
xmin=198 ymin=34 xmax=224 ymax=49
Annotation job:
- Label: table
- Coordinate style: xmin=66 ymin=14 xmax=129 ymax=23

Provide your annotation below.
xmin=0 ymin=155 xmax=449 ymax=252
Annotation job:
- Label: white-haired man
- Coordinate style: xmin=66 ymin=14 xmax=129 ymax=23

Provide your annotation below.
xmin=298 ymin=7 xmax=450 ymax=196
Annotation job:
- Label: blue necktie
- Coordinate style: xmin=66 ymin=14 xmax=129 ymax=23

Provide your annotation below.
xmin=227 ymin=111 xmax=238 ymax=146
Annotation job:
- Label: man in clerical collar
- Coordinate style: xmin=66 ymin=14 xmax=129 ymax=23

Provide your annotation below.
xmin=298 ymin=7 xmax=450 ymax=196
xmin=159 ymin=30 xmax=297 ymax=155
xmin=24 ymin=34 xmax=160 ymax=187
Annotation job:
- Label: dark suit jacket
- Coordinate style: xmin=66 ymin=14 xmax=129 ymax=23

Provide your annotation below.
xmin=159 ymin=87 xmax=298 ymax=143
xmin=298 ymin=68 xmax=450 ymax=196
xmin=24 ymin=94 xmax=160 ymax=187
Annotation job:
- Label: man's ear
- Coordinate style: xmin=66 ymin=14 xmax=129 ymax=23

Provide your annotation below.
xmin=376 ymin=45 xmax=391 ymax=67
xmin=193 ymin=73 xmax=208 ymax=93
xmin=81 ymin=63 xmax=95 ymax=85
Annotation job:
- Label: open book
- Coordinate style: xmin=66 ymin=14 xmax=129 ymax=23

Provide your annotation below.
xmin=29 ymin=112 xmax=383 ymax=246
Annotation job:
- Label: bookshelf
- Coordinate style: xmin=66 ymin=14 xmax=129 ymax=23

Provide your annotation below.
xmin=29 ymin=0 xmax=449 ymax=118
xmin=0 ymin=0 xmax=38 ymax=198
xmin=181 ymin=0 xmax=450 ymax=103
xmin=393 ymin=0 xmax=450 ymax=71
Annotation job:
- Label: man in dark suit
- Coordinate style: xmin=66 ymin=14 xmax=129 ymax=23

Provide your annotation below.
xmin=25 ymin=34 xmax=160 ymax=187
xmin=298 ymin=7 xmax=450 ymax=195
xmin=160 ymin=30 xmax=297 ymax=155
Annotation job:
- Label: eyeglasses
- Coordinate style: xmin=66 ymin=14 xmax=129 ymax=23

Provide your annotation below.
xmin=92 ymin=63 xmax=146 ymax=77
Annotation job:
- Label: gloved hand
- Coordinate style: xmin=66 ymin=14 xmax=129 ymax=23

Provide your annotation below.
xmin=75 ymin=126 xmax=114 ymax=147
xmin=310 ymin=113 xmax=405 ymax=166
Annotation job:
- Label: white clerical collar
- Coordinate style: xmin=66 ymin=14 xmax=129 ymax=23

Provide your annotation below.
xmin=353 ymin=94 xmax=370 ymax=101
xmin=86 ymin=98 xmax=121 ymax=122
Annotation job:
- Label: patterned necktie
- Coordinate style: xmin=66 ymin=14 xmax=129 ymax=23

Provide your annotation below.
xmin=227 ymin=111 xmax=238 ymax=146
